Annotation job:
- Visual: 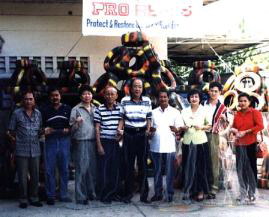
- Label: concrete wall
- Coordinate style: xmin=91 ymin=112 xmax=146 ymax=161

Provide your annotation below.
xmin=0 ymin=2 xmax=167 ymax=83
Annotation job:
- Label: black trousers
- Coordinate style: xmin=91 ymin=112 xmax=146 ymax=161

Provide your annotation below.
xmin=235 ymin=143 xmax=257 ymax=197
xmin=182 ymin=143 xmax=210 ymax=197
xmin=16 ymin=156 xmax=40 ymax=203
xmin=97 ymin=138 xmax=120 ymax=201
xmin=123 ymin=131 xmax=149 ymax=200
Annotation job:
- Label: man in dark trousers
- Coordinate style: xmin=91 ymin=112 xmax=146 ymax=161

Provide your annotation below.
xmin=117 ymin=78 xmax=152 ymax=203
xmin=8 ymin=91 xmax=43 ymax=208
xmin=41 ymin=88 xmax=72 ymax=205
xmin=94 ymin=86 xmax=122 ymax=204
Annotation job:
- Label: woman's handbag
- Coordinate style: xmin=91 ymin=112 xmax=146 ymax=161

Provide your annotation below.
xmin=256 ymin=132 xmax=268 ymax=158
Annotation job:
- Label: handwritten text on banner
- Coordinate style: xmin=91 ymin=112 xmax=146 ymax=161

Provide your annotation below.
xmin=82 ymin=0 xmax=202 ymax=37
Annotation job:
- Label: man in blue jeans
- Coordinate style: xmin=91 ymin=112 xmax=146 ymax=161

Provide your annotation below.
xmin=149 ymin=89 xmax=184 ymax=202
xmin=41 ymin=88 xmax=72 ymax=205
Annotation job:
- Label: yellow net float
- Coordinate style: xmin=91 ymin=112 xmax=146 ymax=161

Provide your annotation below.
xmin=151 ymin=67 xmax=177 ymax=91
xmin=92 ymin=73 xmax=120 ymax=104
xmin=202 ymin=83 xmax=210 ymax=92
xmin=121 ymin=32 xmax=149 ymax=47
xmin=92 ymin=99 xmax=101 ymax=107
xmin=223 ymin=90 xmax=238 ymax=110
xmin=193 ymin=60 xmax=215 ymax=69
xmin=143 ymin=43 xmax=161 ymax=69
xmin=125 ymin=48 xmax=150 ymax=77
xmin=223 ymin=74 xmax=236 ymax=93
xmin=13 ymin=86 xmax=20 ymax=94
xmin=234 ymin=66 xmax=242 ymax=76
xmin=92 ymin=73 xmax=119 ymax=99
xmin=103 ymin=46 xmax=130 ymax=79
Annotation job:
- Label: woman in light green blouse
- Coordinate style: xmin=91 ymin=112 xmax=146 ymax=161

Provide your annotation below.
xmin=181 ymin=89 xmax=211 ymax=202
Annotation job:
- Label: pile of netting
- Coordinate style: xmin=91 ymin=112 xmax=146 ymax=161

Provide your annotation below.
xmin=92 ymin=31 xmax=183 ymax=104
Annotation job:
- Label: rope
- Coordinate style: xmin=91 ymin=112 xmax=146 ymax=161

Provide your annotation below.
xmin=65 ymin=34 xmax=83 ymax=58
xmin=205 ymin=40 xmax=234 ymax=74
xmin=47 ymin=34 xmax=83 ymax=78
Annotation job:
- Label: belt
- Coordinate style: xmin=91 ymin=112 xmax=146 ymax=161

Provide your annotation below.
xmin=124 ymin=127 xmax=146 ymax=134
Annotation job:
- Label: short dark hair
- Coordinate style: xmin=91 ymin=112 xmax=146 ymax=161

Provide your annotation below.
xmin=130 ymin=77 xmax=145 ymax=97
xmin=48 ymin=87 xmax=61 ymax=96
xmin=209 ymin=81 xmax=222 ymax=91
xmin=130 ymin=77 xmax=144 ymax=89
xmin=22 ymin=90 xmax=35 ymax=99
xmin=158 ymin=88 xmax=169 ymax=97
xmin=238 ymin=92 xmax=251 ymax=101
xmin=79 ymin=85 xmax=93 ymax=96
xmin=187 ymin=88 xmax=202 ymax=103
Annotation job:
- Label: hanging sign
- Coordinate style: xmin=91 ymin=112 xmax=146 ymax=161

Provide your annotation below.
xmin=82 ymin=0 xmax=202 ymax=37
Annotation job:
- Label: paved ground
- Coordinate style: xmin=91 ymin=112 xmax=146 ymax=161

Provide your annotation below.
xmin=1 ymin=180 xmax=269 ymax=217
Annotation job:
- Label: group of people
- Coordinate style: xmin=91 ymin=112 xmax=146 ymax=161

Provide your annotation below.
xmin=7 ymin=78 xmax=264 ymax=209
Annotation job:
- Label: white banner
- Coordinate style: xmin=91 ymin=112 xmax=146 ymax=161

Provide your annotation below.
xmin=82 ymin=0 xmax=203 ymax=37
xmin=202 ymin=0 xmax=269 ymax=40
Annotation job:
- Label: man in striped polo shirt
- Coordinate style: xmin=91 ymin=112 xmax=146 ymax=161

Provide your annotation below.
xmin=117 ymin=78 xmax=152 ymax=204
xmin=94 ymin=86 xmax=122 ymax=204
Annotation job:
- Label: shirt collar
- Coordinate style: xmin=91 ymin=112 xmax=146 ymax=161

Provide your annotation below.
xmin=49 ymin=103 xmax=62 ymax=111
xmin=104 ymin=102 xmax=117 ymax=110
xmin=239 ymin=107 xmax=253 ymax=114
xmin=205 ymin=99 xmax=220 ymax=106
xmin=22 ymin=106 xmax=36 ymax=111
xmin=78 ymin=102 xmax=94 ymax=110
xmin=188 ymin=104 xmax=203 ymax=112
xmin=130 ymin=94 xmax=143 ymax=102
xmin=22 ymin=107 xmax=37 ymax=117
xmin=158 ymin=105 xmax=170 ymax=112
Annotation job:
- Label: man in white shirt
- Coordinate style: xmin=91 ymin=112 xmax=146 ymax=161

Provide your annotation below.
xmin=149 ymin=89 xmax=184 ymax=202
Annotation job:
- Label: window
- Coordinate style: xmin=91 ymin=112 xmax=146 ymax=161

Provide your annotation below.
xmin=0 ymin=57 xmax=5 ymax=74
xmin=0 ymin=56 xmax=90 ymax=77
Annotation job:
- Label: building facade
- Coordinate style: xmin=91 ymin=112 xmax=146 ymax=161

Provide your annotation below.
xmin=0 ymin=1 xmax=167 ymax=83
